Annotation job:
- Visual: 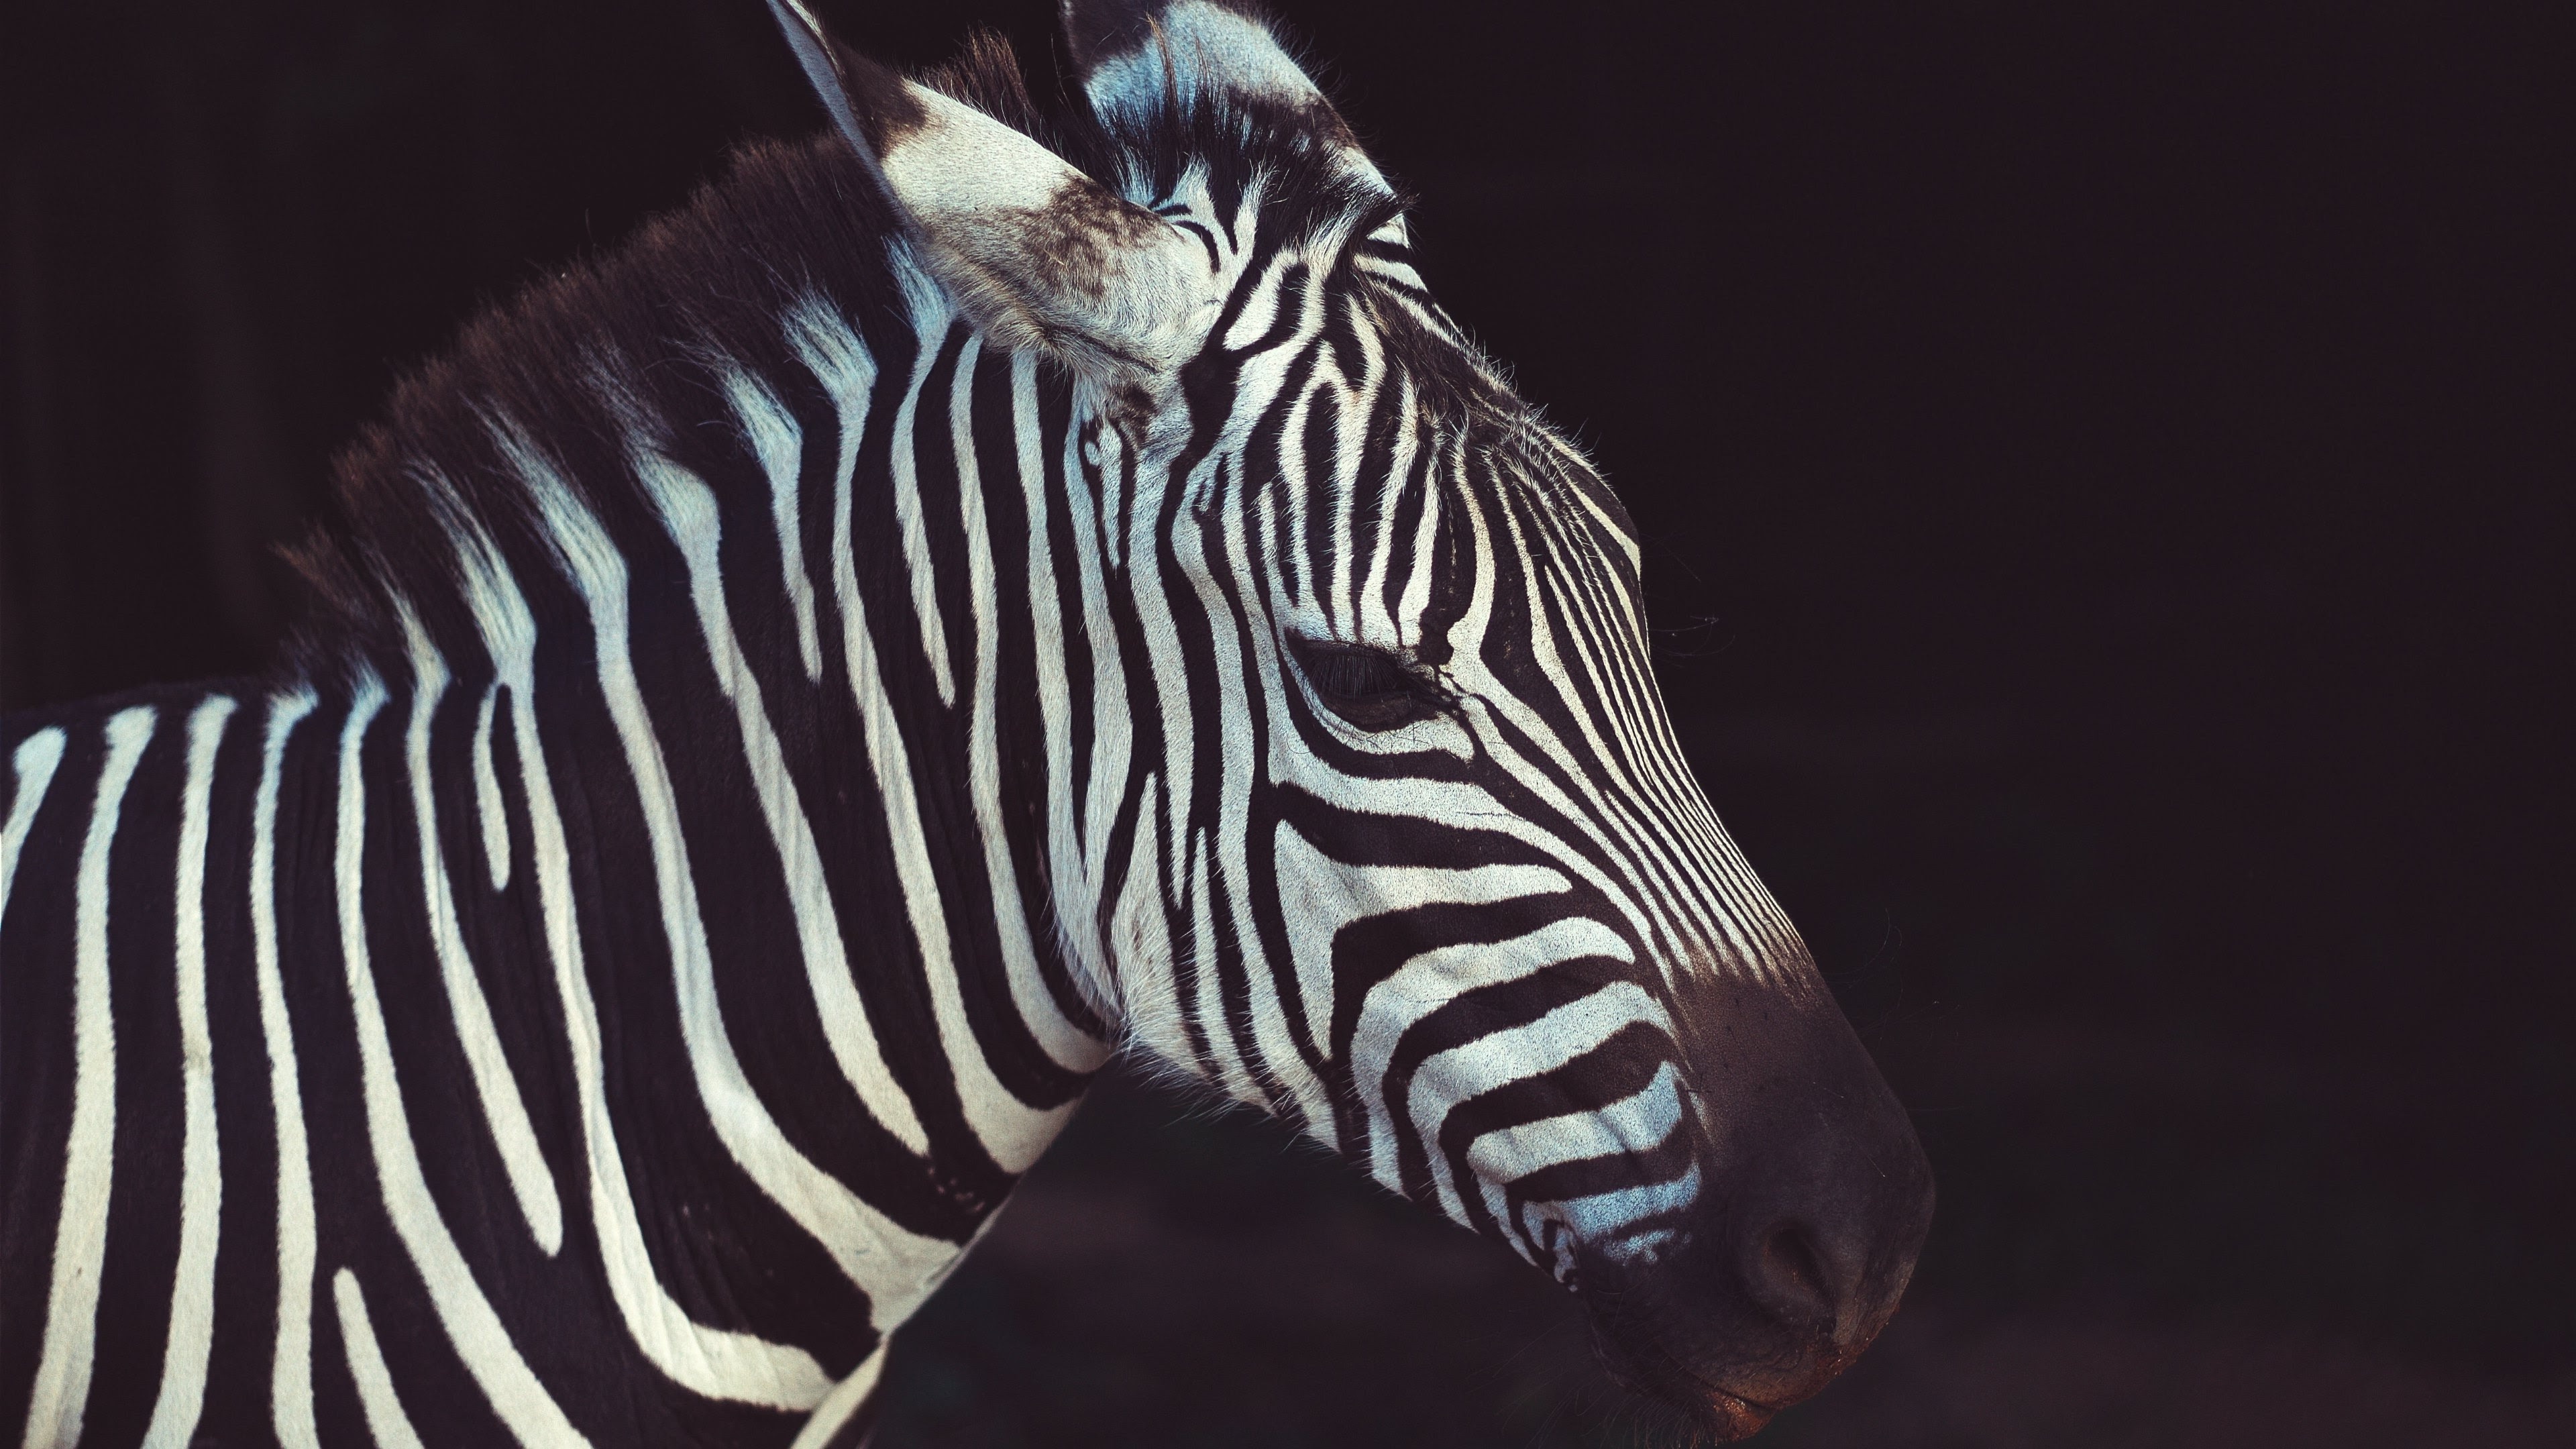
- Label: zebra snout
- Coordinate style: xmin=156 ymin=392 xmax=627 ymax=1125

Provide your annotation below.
xmin=1577 ymin=997 xmax=1933 ymax=1438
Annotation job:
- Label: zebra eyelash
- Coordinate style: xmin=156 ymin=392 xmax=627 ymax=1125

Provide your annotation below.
xmin=1285 ymin=636 xmax=1446 ymax=732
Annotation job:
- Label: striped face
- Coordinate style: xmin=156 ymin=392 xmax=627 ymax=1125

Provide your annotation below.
xmin=1091 ymin=215 xmax=1778 ymax=1284
xmin=1083 ymin=187 xmax=1927 ymax=1442
xmin=789 ymin=0 xmax=1935 ymax=1431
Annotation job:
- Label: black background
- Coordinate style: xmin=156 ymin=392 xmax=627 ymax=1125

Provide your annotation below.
xmin=3 ymin=1 xmax=2567 ymax=1444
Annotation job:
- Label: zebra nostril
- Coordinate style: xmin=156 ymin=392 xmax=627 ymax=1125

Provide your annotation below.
xmin=1754 ymin=1223 xmax=1837 ymax=1324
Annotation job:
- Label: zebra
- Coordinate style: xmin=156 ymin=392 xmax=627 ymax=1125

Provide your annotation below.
xmin=0 ymin=1 xmax=1934 ymax=1443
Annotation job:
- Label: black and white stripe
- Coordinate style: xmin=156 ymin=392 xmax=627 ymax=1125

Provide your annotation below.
xmin=3 ymin=3 xmax=1929 ymax=1444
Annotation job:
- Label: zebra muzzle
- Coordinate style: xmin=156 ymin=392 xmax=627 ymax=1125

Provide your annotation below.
xmin=1576 ymin=984 xmax=1935 ymax=1437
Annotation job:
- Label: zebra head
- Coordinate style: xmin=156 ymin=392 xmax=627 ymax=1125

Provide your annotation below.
xmin=771 ymin=0 xmax=1933 ymax=1431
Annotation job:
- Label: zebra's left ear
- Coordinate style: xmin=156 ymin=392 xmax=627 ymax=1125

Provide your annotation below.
xmin=763 ymin=0 xmax=1224 ymax=396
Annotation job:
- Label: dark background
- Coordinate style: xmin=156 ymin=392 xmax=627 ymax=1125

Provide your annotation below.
xmin=4 ymin=1 xmax=2567 ymax=1443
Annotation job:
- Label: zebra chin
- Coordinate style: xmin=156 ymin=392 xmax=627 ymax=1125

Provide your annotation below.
xmin=1551 ymin=975 xmax=1936 ymax=1439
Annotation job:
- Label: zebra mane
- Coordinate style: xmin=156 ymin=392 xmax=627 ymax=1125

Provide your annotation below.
xmin=278 ymin=125 xmax=903 ymax=689
xmin=276 ymin=32 xmax=1508 ymax=692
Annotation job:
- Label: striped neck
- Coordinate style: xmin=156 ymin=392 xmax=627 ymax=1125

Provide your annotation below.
xmin=198 ymin=136 xmax=1142 ymax=1401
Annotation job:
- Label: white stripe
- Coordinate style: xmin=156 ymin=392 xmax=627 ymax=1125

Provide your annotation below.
xmin=641 ymin=453 xmax=931 ymax=1156
xmin=333 ymin=674 xmax=591 ymax=1446
xmin=1116 ymin=415 xmax=1225 ymax=1078
xmin=331 ymin=1270 xmax=427 ymax=1449
xmin=139 ymin=696 xmax=237 ymax=1449
xmin=1159 ymin=457 xmax=1260 ymax=1111
xmin=1519 ymin=1163 xmax=1701 ymax=1277
xmin=1107 ymin=774 xmax=1178 ymax=1045
xmin=1184 ymin=830 xmax=1256 ymax=1104
xmin=1051 ymin=391 xmax=1137 ymax=995
xmin=788 ymin=1342 xmax=890 ymax=1449
xmin=1218 ymin=228 xmax=1295 ymax=354
xmin=1354 ymin=377 xmax=1419 ymax=645
xmin=1322 ymin=343 xmax=1373 ymax=617
xmin=471 ymin=686 xmax=513 ymax=891
xmin=889 ymin=270 xmax=959 ymax=705
xmin=1 ymin=728 xmax=66 ymax=920
xmin=252 ymin=689 xmax=321 ymax=1449
xmin=398 ymin=610 xmax=565 ymax=1254
xmin=1011 ymin=355 xmax=1093 ymax=1004
xmin=1396 ymin=445 xmax=1440 ymax=651
xmin=452 ymin=480 xmax=827 ymax=1409
xmin=20 ymin=705 xmax=154 ymax=1449
xmin=725 ymin=368 xmax=826 ymax=682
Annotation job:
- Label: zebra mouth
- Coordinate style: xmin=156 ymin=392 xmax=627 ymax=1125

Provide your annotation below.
xmin=1705 ymin=1389 xmax=1782 ymax=1440
xmin=1586 ymin=1315 xmax=1789 ymax=1441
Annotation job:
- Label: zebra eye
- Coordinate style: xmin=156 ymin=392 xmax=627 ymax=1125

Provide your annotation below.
xmin=1289 ymin=637 xmax=1440 ymax=731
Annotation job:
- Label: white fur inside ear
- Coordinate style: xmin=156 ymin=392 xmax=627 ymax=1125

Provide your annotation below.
xmin=879 ymin=89 xmax=1073 ymax=227
xmin=876 ymin=85 xmax=1222 ymax=386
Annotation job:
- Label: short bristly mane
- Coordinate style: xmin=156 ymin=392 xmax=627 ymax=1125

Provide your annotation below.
xmin=279 ymin=129 xmax=904 ymax=687
xmin=277 ymin=36 xmax=1495 ymax=694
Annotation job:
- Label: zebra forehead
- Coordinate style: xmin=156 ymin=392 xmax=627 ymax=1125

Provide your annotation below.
xmin=1511 ymin=433 xmax=1635 ymax=539
xmin=1440 ymin=424 xmax=1644 ymax=580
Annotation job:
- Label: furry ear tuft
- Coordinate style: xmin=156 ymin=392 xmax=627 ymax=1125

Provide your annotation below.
xmin=920 ymin=30 xmax=1045 ymax=140
xmin=763 ymin=0 xmax=1223 ymax=396
xmin=1059 ymin=0 xmax=1175 ymax=76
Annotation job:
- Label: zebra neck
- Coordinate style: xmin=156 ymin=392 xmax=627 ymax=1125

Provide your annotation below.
xmin=417 ymin=301 xmax=1124 ymax=1185
xmin=269 ymin=467 xmax=1123 ymax=1310
xmin=230 ymin=297 xmax=1135 ymax=1332
xmin=257 ymin=141 xmax=1133 ymax=1311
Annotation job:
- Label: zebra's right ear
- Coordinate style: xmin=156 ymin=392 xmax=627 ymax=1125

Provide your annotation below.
xmin=763 ymin=0 xmax=1224 ymax=398
xmin=1061 ymin=0 xmax=1386 ymax=188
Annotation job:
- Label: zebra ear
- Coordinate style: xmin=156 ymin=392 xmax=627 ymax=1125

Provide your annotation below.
xmin=763 ymin=0 xmax=1223 ymax=394
xmin=1062 ymin=0 xmax=1381 ymax=178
